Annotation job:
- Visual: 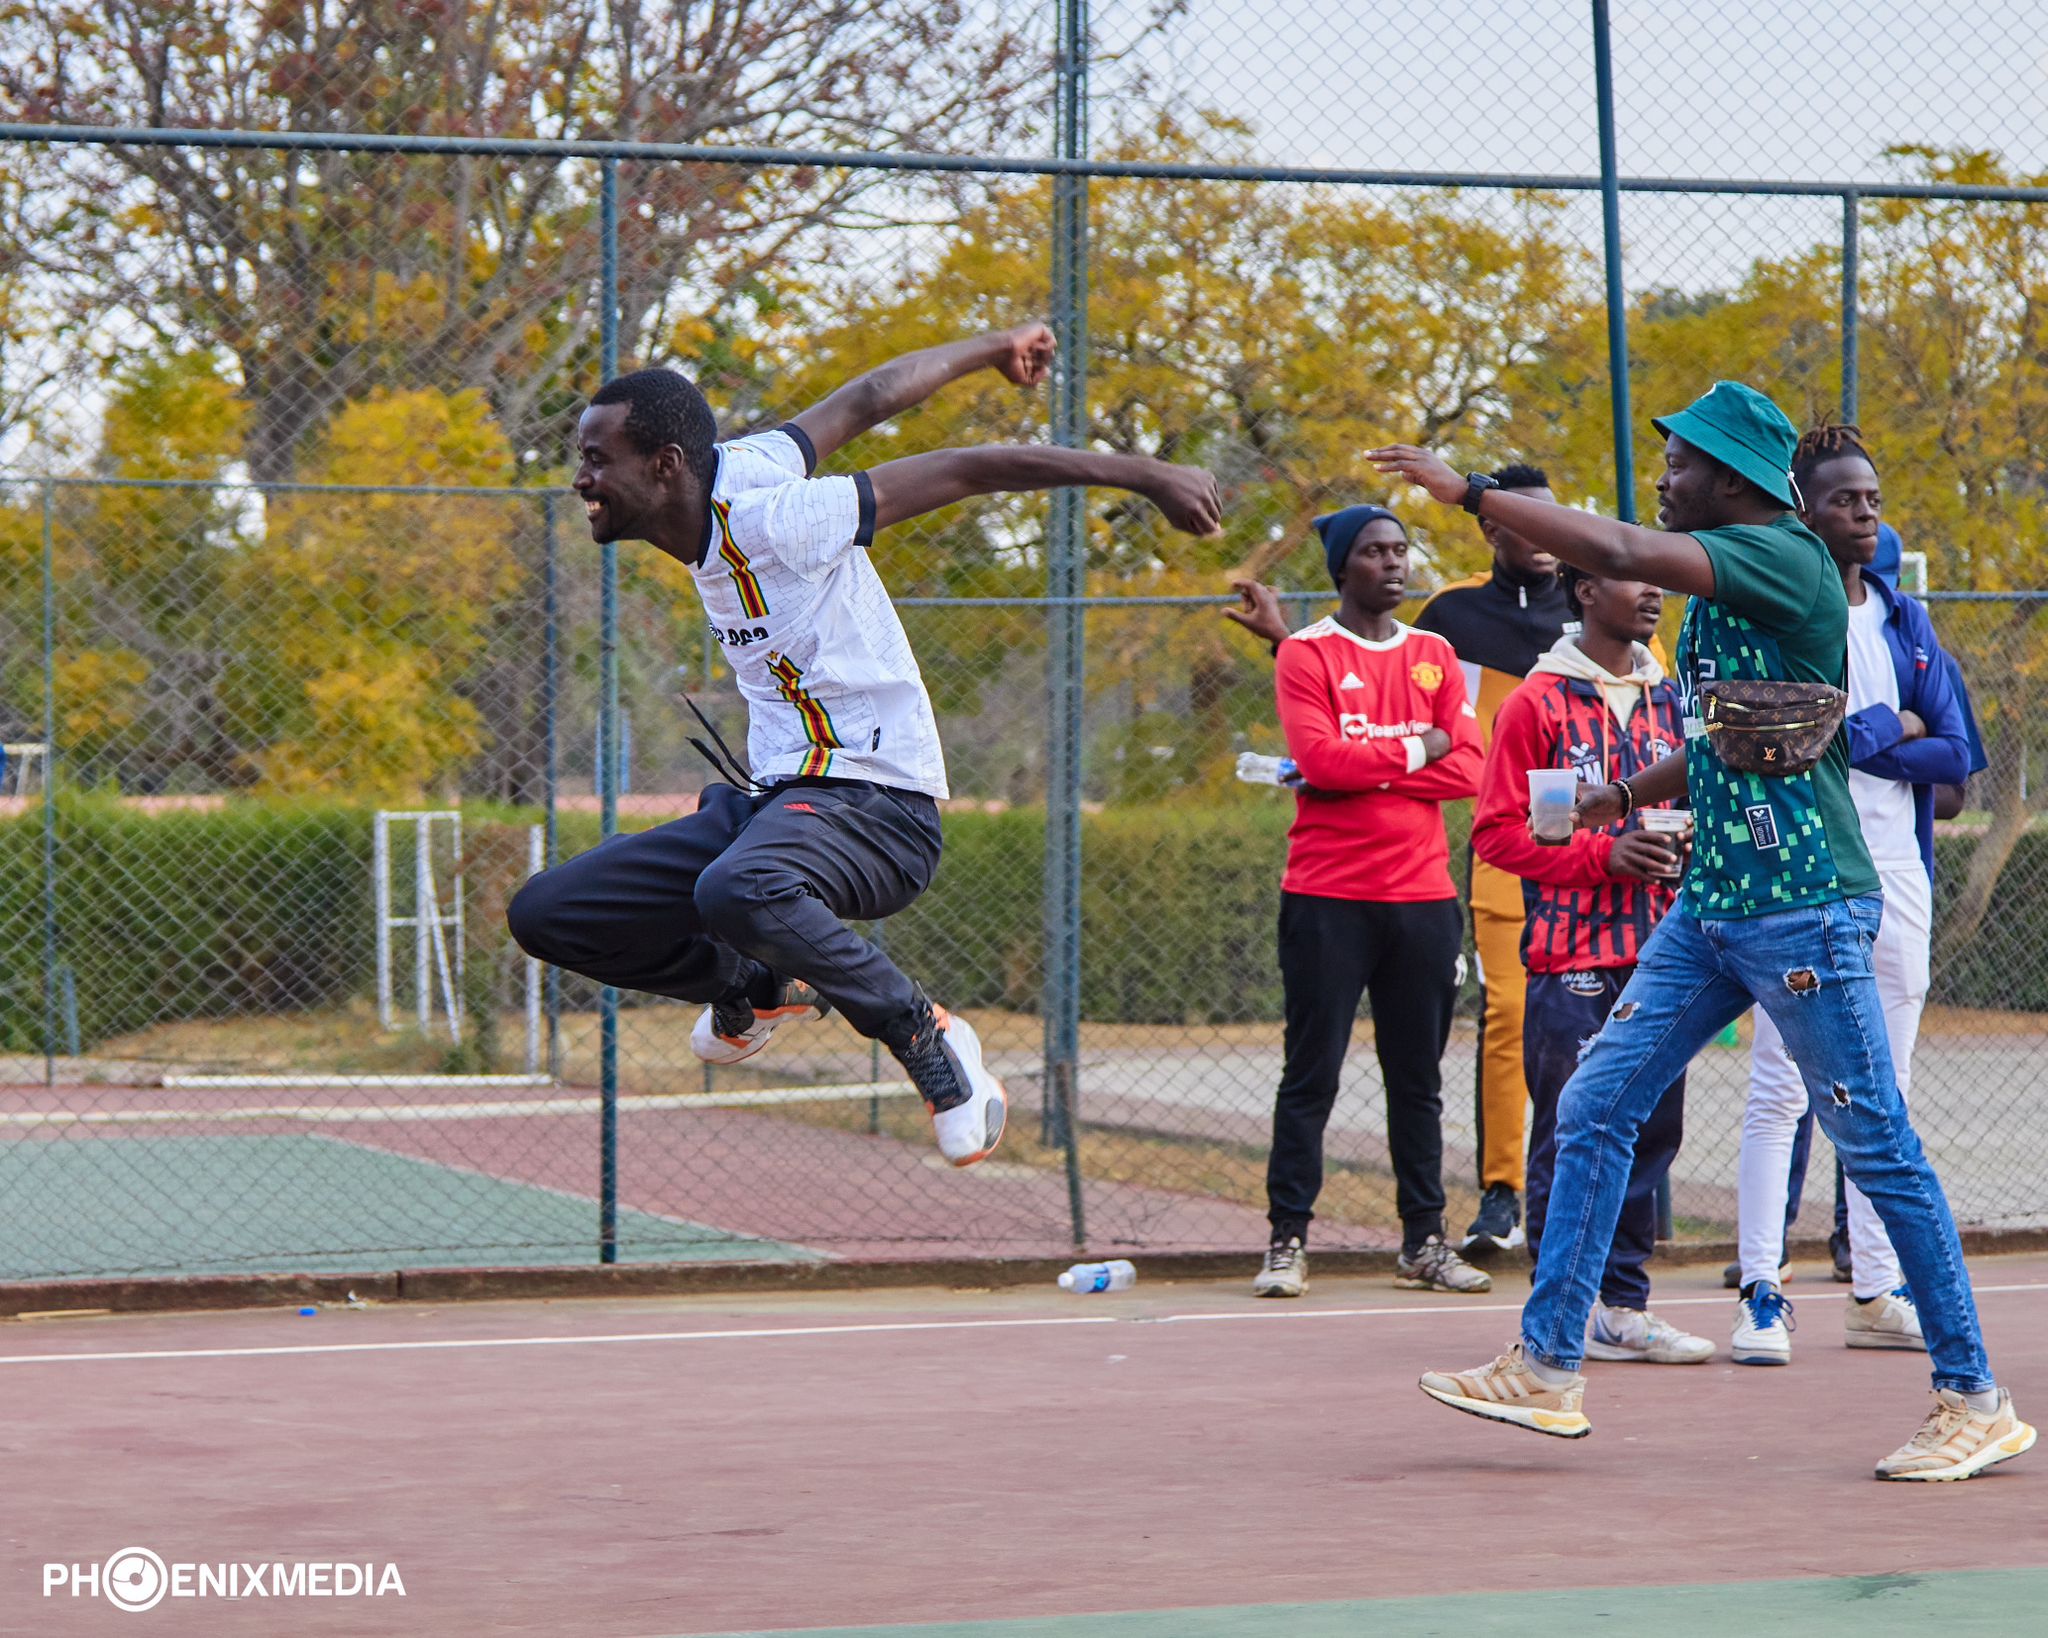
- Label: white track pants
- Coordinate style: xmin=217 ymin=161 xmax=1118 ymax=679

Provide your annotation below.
xmin=1738 ymin=863 xmax=1932 ymax=1298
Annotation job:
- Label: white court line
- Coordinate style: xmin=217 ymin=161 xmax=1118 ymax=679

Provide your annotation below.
xmin=1 ymin=1281 xmax=2043 ymax=1368
xmin=0 ymin=1081 xmax=917 ymax=1127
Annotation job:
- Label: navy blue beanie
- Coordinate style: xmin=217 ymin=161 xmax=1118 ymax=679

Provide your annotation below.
xmin=1313 ymin=505 xmax=1404 ymax=588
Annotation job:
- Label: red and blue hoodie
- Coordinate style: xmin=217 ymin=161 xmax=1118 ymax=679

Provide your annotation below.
xmin=1472 ymin=634 xmax=1683 ymax=974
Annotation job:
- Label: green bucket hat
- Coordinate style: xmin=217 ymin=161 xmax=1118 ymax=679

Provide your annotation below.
xmin=1652 ymin=381 xmax=1799 ymax=508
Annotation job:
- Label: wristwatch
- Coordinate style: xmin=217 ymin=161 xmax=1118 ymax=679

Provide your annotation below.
xmin=1461 ymin=472 xmax=1500 ymax=515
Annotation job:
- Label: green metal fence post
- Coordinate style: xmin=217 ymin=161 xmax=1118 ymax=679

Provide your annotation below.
xmin=542 ymin=492 xmax=563 ymax=1080
xmin=1042 ymin=0 xmax=1090 ymax=1250
xmin=1841 ymin=190 xmax=1861 ymax=425
xmin=598 ymin=156 xmax=622 ymax=1264
xmin=1592 ymin=0 xmax=1637 ymax=522
xmin=41 ymin=482 xmax=57 ymax=1090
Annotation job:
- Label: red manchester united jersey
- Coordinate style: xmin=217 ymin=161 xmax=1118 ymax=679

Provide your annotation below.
xmin=1273 ymin=618 xmax=1483 ymax=902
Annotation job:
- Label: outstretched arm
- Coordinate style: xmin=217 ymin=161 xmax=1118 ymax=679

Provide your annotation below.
xmin=1367 ymin=444 xmax=1717 ymax=597
xmin=866 ymin=445 xmax=1223 ymax=535
xmin=787 ymin=325 xmax=1056 ymax=466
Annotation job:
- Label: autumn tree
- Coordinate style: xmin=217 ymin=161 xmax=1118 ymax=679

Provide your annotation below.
xmin=0 ymin=0 xmax=1052 ymax=482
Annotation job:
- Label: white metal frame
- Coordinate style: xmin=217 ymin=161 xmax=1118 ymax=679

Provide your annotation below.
xmin=374 ymin=810 xmax=465 ymax=1041
xmin=372 ymin=812 xmax=549 ymax=1076
xmin=2 ymin=741 xmax=48 ymax=796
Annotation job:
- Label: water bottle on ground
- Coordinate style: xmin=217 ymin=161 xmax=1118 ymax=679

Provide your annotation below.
xmin=1235 ymin=752 xmax=1300 ymax=788
xmin=1058 ymin=1259 xmax=1137 ymax=1293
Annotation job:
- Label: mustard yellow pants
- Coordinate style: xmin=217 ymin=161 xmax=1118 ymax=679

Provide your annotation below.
xmin=1469 ymin=857 xmax=1530 ymax=1192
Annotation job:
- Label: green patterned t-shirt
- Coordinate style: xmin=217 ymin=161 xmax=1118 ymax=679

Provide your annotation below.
xmin=1676 ymin=517 xmax=1878 ymax=919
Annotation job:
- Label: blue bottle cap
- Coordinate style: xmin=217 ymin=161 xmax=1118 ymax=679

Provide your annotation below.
xmin=297 ymin=1306 xmax=318 ymax=1316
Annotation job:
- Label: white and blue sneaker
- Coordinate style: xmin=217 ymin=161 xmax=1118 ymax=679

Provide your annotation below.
xmin=1846 ymin=1286 xmax=1927 ymax=1352
xmin=1732 ymin=1279 xmax=1795 ymax=1366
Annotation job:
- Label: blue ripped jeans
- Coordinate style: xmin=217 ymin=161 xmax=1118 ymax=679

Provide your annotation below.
xmin=1520 ymin=895 xmax=1993 ymax=1393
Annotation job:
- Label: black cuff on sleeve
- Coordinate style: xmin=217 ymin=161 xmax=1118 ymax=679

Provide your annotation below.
xmin=852 ymin=471 xmax=877 ymax=548
xmin=777 ymin=422 xmax=819 ymax=475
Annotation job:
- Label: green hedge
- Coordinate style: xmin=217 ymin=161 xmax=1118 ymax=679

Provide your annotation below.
xmin=13 ymin=795 xmax=2037 ymax=1053
xmin=0 ymin=799 xmax=376 ymax=1051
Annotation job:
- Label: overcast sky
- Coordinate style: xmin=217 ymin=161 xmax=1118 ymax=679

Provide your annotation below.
xmin=1092 ymin=0 xmax=2048 ymax=290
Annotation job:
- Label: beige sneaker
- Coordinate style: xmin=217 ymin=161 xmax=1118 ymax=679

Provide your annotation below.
xmin=1252 ymin=1238 xmax=1307 ymax=1298
xmin=1845 ymin=1288 xmax=1926 ymax=1352
xmin=1874 ymin=1388 xmax=2036 ymax=1482
xmin=1420 ymin=1343 xmax=1590 ymax=1438
xmin=1395 ymin=1235 xmax=1492 ymax=1293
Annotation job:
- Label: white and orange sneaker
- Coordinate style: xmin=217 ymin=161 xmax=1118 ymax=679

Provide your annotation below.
xmin=1419 ymin=1343 xmax=1591 ymax=1438
xmin=890 ymin=995 xmax=1007 ymax=1168
xmin=690 ymin=978 xmax=828 ymax=1065
xmin=1874 ymin=1388 xmax=2036 ymax=1482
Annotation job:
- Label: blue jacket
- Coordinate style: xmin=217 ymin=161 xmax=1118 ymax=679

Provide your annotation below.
xmin=1868 ymin=523 xmax=1988 ymax=780
xmin=1843 ymin=569 xmax=1970 ymax=880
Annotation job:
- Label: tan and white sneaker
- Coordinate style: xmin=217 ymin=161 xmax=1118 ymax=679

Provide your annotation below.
xmin=1395 ymin=1235 xmax=1492 ymax=1293
xmin=1875 ymin=1388 xmax=2035 ymax=1481
xmin=1419 ymin=1343 xmax=1591 ymax=1438
xmin=1253 ymin=1238 xmax=1308 ymax=1298
xmin=1845 ymin=1288 xmax=1926 ymax=1352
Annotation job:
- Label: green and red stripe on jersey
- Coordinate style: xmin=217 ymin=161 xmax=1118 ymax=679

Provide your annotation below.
xmin=711 ymin=498 xmax=770 ymax=619
xmin=766 ymin=652 xmax=841 ymax=773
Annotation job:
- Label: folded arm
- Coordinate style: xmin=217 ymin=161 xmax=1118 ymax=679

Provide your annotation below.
xmin=1847 ymin=706 xmax=1970 ymax=786
xmin=787 ymin=325 xmax=1055 ymax=466
xmin=866 ymin=445 xmax=1222 ymax=535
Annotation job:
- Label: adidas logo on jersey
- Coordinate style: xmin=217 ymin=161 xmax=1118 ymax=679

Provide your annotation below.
xmin=1338 ymin=671 xmax=1366 ymax=690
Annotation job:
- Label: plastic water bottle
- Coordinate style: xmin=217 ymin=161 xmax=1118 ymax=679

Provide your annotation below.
xmin=1058 ymin=1259 xmax=1136 ymax=1293
xmin=1235 ymin=752 xmax=1300 ymax=788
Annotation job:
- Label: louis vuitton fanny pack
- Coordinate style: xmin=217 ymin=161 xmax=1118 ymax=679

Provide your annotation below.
xmin=1699 ymin=678 xmax=1846 ymax=777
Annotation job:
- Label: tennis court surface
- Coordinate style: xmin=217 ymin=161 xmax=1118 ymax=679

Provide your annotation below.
xmin=4 ymin=1252 xmax=2043 ymax=1636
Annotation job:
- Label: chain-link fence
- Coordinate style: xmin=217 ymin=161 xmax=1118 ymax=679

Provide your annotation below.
xmin=3 ymin=2 xmax=2048 ymax=1281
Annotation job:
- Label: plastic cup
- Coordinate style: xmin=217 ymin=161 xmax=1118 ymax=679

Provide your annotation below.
xmin=1639 ymin=807 xmax=1693 ymax=838
xmin=1527 ymin=768 xmax=1579 ymax=845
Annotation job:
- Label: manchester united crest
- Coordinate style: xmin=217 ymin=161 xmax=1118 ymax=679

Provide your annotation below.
xmin=1410 ymin=660 xmax=1444 ymax=691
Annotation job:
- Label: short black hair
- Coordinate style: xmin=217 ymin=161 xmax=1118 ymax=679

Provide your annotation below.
xmin=1560 ymin=562 xmax=1590 ymax=619
xmin=1792 ymin=422 xmax=1876 ymax=508
xmin=1490 ymin=462 xmax=1550 ymax=492
xmin=590 ymin=368 xmax=718 ymax=489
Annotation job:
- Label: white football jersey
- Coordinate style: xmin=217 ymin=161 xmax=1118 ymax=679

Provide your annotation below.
xmin=687 ymin=426 xmax=948 ymax=799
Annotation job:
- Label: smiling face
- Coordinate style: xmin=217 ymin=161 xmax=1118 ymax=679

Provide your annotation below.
xmin=1338 ymin=518 xmax=1411 ymax=615
xmin=1798 ymin=452 xmax=1882 ymax=568
xmin=574 ymin=402 xmax=684 ymax=544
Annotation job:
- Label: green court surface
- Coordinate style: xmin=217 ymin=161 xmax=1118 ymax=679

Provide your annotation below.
xmin=699 ymin=1569 xmax=2048 ymax=1638
xmin=0 ymin=1133 xmax=814 ymax=1279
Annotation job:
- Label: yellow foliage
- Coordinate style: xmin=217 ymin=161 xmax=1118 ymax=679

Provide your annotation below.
xmin=53 ymin=648 xmax=151 ymax=749
xmin=244 ymin=387 xmax=523 ymax=799
xmin=259 ymin=649 xmax=486 ymax=802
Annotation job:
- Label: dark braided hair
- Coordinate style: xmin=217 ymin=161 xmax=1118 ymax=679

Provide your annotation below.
xmin=1792 ymin=422 xmax=1875 ymax=509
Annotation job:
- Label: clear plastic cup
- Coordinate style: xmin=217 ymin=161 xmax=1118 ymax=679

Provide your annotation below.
xmin=1527 ymin=768 xmax=1580 ymax=844
xmin=1639 ymin=807 xmax=1693 ymax=837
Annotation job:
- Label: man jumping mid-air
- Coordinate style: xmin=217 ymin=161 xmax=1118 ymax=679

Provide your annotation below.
xmin=509 ymin=324 xmax=1222 ymax=1169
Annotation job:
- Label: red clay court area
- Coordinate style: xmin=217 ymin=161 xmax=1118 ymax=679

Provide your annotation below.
xmin=2 ymin=1253 xmax=2044 ymax=1637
